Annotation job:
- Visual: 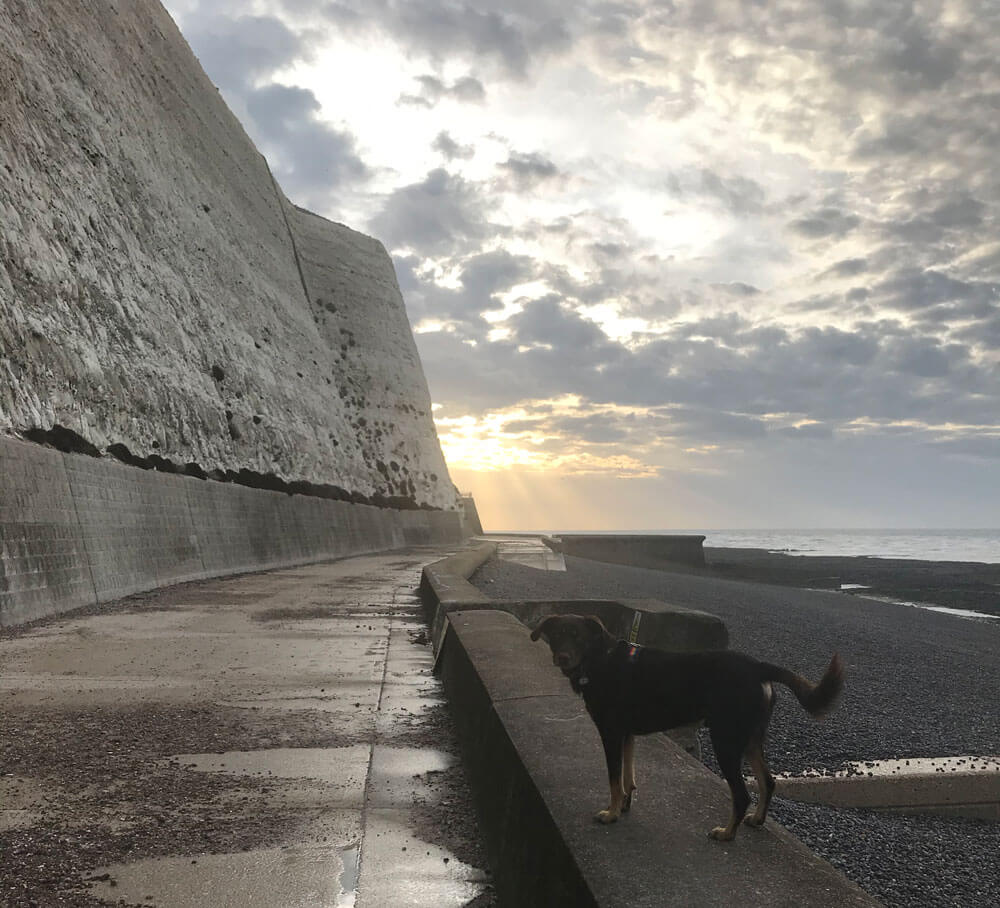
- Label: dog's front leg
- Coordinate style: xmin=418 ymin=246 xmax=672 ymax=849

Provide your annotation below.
xmin=595 ymin=726 xmax=626 ymax=824
xmin=622 ymin=734 xmax=637 ymax=811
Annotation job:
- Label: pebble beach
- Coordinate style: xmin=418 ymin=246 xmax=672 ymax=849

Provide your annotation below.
xmin=471 ymin=547 xmax=1000 ymax=908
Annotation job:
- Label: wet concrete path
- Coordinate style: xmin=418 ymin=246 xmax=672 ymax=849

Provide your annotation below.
xmin=0 ymin=548 xmax=491 ymax=907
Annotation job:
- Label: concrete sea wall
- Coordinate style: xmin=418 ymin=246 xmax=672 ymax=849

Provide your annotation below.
xmin=421 ymin=549 xmax=879 ymax=908
xmin=0 ymin=0 xmax=469 ymax=624
xmin=1 ymin=435 xmax=462 ymax=627
xmin=546 ymin=534 xmax=706 ymax=569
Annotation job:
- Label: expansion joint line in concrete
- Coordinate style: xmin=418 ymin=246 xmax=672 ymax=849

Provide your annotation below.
xmin=182 ymin=479 xmax=209 ymax=577
xmin=355 ymin=613 xmax=398 ymax=888
xmin=262 ymin=154 xmax=314 ymax=308
xmin=60 ymin=451 xmax=99 ymax=607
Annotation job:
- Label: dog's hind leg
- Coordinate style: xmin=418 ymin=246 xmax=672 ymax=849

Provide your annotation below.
xmin=596 ymin=727 xmax=627 ymax=824
xmin=744 ymin=739 xmax=775 ymax=827
xmin=745 ymin=684 xmax=776 ymax=827
xmin=622 ymin=734 xmax=637 ymax=811
xmin=708 ymin=727 xmax=751 ymax=841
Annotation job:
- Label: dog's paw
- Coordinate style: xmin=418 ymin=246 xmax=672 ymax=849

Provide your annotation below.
xmin=743 ymin=814 xmax=766 ymax=828
xmin=708 ymin=826 xmax=736 ymax=841
xmin=595 ymin=808 xmax=620 ymax=824
xmin=622 ymin=789 xmax=636 ymax=812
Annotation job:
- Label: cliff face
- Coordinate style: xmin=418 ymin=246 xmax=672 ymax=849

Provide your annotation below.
xmin=0 ymin=0 xmax=457 ymax=510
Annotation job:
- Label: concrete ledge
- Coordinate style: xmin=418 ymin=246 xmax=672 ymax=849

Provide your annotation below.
xmin=420 ymin=540 xmax=496 ymax=613
xmin=438 ymin=609 xmax=881 ymax=908
xmin=545 ymin=533 xmax=706 ymax=569
xmin=1 ymin=435 xmax=464 ymax=626
xmin=421 ymin=541 xmax=726 ymax=657
xmin=776 ymin=764 xmax=1000 ymax=821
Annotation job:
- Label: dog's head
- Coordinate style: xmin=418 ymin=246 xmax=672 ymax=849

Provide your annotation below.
xmin=530 ymin=613 xmax=611 ymax=677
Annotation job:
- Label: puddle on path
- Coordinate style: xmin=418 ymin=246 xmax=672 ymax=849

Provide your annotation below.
xmin=87 ymin=842 xmax=356 ymax=908
xmin=167 ymin=746 xmax=371 ymax=785
xmin=337 ymin=843 xmax=360 ymax=908
xmin=360 ymin=808 xmax=489 ymax=907
xmin=367 ymin=745 xmax=454 ymax=807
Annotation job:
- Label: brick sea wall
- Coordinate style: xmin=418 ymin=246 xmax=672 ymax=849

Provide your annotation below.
xmin=0 ymin=436 xmax=463 ymax=627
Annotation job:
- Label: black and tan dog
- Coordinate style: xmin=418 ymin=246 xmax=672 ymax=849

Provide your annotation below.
xmin=531 ymin=614 xmax=843 ymax=840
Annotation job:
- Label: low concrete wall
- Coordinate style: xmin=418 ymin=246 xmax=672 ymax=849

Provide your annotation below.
xmin=546 ymin=533 xmax=706 ymax=569
xmin=437 ymin=609 xmax=879 ymax=908
xmin=775 ymin=768 xmax=1000 ymax=821
xmin=0 ymin=435 xmax=463 ymax=626
xmin=422 ymin=546 xmax=879 ymax=907
xmin=420 ymin=546 xmax=726 ymax=658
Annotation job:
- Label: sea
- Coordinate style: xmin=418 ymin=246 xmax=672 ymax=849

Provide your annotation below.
xmin=554 ymin=529 xmax=1000 ymax=564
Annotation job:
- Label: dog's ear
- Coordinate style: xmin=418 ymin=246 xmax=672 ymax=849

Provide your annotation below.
xmin=583 ymin=615 xmax=608 ymax=636
xmin=530 ymin=615 xmax=559 ymax=641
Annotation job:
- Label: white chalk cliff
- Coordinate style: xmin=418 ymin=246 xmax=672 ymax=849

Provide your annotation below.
xmin=0 ymin=0 xmax=457 ymax=510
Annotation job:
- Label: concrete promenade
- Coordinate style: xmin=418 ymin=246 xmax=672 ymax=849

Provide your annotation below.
xmin=1 ymin=547 xmax=490 ymax=907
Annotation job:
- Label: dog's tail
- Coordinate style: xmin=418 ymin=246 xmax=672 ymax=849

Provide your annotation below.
xmin=760 ymin=654 xmax=844 ymax=718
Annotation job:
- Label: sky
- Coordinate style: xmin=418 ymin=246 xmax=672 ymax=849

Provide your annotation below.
xmin=163 ymin=0 xmax=1000 ymax=531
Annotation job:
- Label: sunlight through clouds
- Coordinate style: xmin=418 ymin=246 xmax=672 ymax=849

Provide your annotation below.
xmin=164 ymin=0 xmax=1000 ymax=527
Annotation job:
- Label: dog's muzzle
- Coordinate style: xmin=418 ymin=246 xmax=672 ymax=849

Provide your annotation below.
xmin=555 ymin=652 xmax=577 ymax=673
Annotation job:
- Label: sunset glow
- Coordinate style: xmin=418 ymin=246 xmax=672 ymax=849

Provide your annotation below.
xmin=166 ymin=0 xmax=1000 ymax=530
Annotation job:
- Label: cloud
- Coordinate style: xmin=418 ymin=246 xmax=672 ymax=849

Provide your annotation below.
xmin=788 ymin=207 xmax=861 ymax=239
xmin=368 ymin=168 xmax=499 ymax=256
xmin=390 ymin=247 xmax=535 ymax=333
xmin=666 ymin=168 xmax=767 ymax=217
xmin=179 ymin=11 xmax=304 ymax=92
xmin=546 ymin=412 xmax=631 ymax=444
xmin=820 ymin=258 xmax=869 ymax=279
xmin=460 ymin=248 xmax=535 ymax=298
xmin=496 ymin=151 xmax=561 ymax=191
xmin=398 ymin=74 xmax=486 ymax=107
xmin=172 ymin=8 xmax=370 ymax=208
xmin=245 ymin=84 xmax=369 ymax=198
xmin=509 ymin=296 xmax=607 ymax=348
xmin=432 ymin=131 xmax=476 ymax=160
xmin=163 ymin=0 xmax=1000 ymax=523
xmin=872 ymin=269 xmax=1000 ymax=314
xmin=883 ymin=336 xmax=965 ymax=379
xmin=305 ymin=0 xmax=573 ymax=78
xmin=711 ymin=281 xmax=760 ymax=297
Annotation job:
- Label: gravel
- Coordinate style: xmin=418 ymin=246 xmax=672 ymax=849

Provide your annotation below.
xmin=0 ymin=705 xmax=341 ymax=907
xmin=471 ymin=551 xmax=1000 ymax=908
